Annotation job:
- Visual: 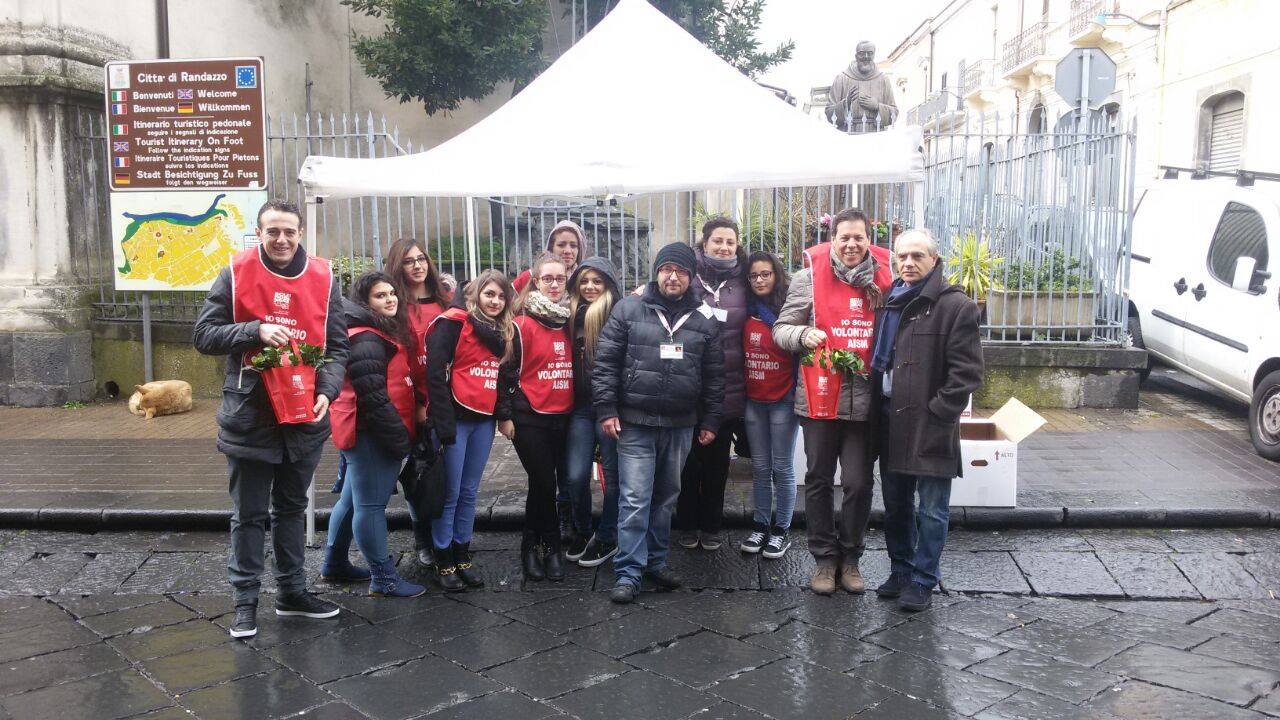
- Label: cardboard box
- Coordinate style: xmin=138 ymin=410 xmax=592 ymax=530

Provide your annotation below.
xmin=949 ymin=398 xmax=1046 ymax=507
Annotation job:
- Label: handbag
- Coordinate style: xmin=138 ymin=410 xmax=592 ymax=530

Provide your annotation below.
xmin=403 ymin=431 xmax=446 ymax=520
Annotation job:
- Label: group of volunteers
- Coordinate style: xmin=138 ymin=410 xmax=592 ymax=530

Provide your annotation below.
xmin=195 ymin=199 xmax=982 ymax=640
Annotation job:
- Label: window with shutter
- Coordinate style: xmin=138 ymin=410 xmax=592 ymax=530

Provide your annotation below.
xmin=1208 ymin=93 xmax=1245 ymax=173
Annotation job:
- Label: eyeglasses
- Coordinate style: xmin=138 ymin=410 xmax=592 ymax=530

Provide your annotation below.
xmin=748 ymin=271 xmax=775 ymax=282
xmin=539 ymin=275 xmax=568 ymax=286
xmin=658 ymin=267 xmax=689 ymax=279
xmin=402 ymin=256 xmax=430 ymax=268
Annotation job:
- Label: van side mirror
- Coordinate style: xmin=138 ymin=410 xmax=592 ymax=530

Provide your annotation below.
xmin=1232 ymin=257 xmax=1268 ymax=292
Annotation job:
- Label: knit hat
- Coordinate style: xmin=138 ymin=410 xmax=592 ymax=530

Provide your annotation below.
xmin=652 ymin=243 xmax=696 ymax=279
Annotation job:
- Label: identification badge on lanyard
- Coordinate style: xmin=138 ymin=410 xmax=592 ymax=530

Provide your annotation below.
xmin=656 ymin=307 xmax=692 ymax=361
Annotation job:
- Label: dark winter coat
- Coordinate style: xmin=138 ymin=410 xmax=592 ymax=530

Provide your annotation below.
xmin=193 ymin=247 xmax=349 ymax=464
xmin=691 ymin=247 xmax=749 ymax=421
xmin=568 ymin=257 xmax=622 ymax=405
xmin=870 ymin=268 xmax=984 ymax=478
xmin=592 ymin=284 xmax=725 ymax=433
xmin=342 ymin=299 xmax=412 ymax=458
xmin=424 ymin=312 xmax=513 ymax=445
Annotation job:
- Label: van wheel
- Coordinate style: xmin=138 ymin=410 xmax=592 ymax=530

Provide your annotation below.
xmin=1127 ymin=314 xmax=1151 ymax=382
xmin=1250 ymin=370 xmax=1280 ymax=462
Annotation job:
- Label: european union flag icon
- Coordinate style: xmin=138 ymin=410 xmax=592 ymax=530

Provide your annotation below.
xmin=235 ymin=65 xmax=258 ymax=89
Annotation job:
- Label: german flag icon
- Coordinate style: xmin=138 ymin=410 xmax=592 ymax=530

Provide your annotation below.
xmin=113 ymin=172 xmax=131 ymax=186
xmin=177 ymin=102 xmax=194 ymax=114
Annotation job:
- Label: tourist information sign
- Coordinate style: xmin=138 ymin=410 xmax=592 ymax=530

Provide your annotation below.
xmin=104 ymin=57 xmax=268 ymax=192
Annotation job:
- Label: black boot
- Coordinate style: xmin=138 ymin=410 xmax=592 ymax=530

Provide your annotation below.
xmin=453 ymin=541 xmax=485 ymax=588
xmin=543 ymin=534 xmax=565 ymax=583
xmin=435 ymin=545 xmax=465 ymax=593
xmin=522 ymin=532 xmax=545 ymax=582
xmin=557 ymin=500 xmax=575 ymax=545
xmin=412 ymin=522 xmax=435 ymax=568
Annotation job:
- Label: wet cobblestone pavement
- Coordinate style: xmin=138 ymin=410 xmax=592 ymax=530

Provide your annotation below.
xmin=1 ymin=529 xmax=1278 ymax=718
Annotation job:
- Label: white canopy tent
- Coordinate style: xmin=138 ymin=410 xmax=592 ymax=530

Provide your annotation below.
xmin=296 ymin=0 xmax=923 ymax=544
xmin=298 ymin=0 xmax=923 ymax=201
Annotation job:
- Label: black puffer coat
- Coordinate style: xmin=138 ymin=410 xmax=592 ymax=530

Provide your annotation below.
xmin=192 ymin=247 xmax=349 ymax=464
xmin=592 ymin=284 xmax=725 ymax=433
xmin=342 ymin=299 xmax=412 ymax=458
xmin=691 ymin=246 xmax=749 ymax=421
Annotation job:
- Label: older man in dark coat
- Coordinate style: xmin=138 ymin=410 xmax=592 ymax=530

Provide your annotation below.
xmin=870 ymin=228 xmax=983 ymax=612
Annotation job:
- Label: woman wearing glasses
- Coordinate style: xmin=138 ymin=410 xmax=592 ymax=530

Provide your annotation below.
xmin=384 ymin=238 xmax=449 ymax=568
xmin=508 ymin=253 xmax=576 ymax=581
xmin=738 ymin=252 xmax=797 ymax=559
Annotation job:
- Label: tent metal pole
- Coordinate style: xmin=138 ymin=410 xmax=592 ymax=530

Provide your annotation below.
xmin=911 ymin=180 xmax=925 ymax=234
xmin=464 ymin=196 xmax=480 ymax=279
xmin=304 ymin=192 xmax=319 ymax=547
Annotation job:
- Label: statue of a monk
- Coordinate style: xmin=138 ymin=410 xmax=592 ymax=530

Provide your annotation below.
xmin=826 ymin=41 xmax=898 ymax=133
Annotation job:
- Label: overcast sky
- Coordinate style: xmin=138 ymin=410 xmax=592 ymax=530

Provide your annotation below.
xmin=756 ymin=0 xmax=948 ymax=103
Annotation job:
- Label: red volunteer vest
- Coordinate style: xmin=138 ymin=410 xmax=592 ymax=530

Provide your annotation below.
xmin=230 ymin=249 xmax=332 ymax=370
xmin=432 ymin=307 xmax=500 ymax=415
xmin=743 ymin=316 xmax=794 ymax=402
xmin=514 ymin=315 xmax=574 ymax=414
xmin=329 ymin=327 xmax=417 ymax=450
xmin=802 ymin=242 xmax=892 ymax=371
xmin=405 ymin=301 xmax=444 ymax=393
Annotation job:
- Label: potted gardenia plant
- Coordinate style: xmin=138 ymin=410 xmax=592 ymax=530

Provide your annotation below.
xmin=799 ymin=346 xmax=866 ymax=419
xmin=250 ymin=340 xmax=329 ymax=423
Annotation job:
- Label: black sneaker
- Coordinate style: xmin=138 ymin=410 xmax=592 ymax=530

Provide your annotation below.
xmin=275 ymin=591 xmax=340 ymax=619
xmin=578 ymin=536 xmax=618 ymax=568
xmin=565 ymin=534 xmax=590 ymax=562
xmin=875 ymin=572 xmax=912 ymax=599
xmin=739 ymin=526 xmax=767 ymax=554
xmin=643 ymin=566 xmax=682 ymax=590
xmin=762 ymin=530 xmax=792 ymax=559
xmin=229 ymin=603 xmax=257 ymax=638
xmin=610 ymin=581 xmax=639 ymax=604
xmin=898 ymin=581 xmax=933 ymax=612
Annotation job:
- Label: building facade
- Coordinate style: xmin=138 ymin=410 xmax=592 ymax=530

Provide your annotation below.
xmin=884 ymin=0 xmax=1278 ymax=184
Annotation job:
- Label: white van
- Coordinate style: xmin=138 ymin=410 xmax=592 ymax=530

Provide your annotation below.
xmin=1126 ymin=170 xmax=1280 ymax=460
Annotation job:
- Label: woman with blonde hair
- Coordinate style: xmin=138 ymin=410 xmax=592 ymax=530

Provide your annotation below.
xmin=561 ymin=256 xmax=623 ymax=566
xmin=507 ymin=253 xmax=577 ymax=580
xmin=424 ymin=269 xmax=516 ymax=591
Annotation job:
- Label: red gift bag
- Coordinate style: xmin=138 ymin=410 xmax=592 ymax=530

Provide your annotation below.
xmin=801 ymin=347 xmax=842 ymax=420
xmin=261 ymin=339 xmax=317 ymax=424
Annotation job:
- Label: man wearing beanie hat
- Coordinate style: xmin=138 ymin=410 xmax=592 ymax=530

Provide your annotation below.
xmin=593 ymin=242 xmax=725 ymax=603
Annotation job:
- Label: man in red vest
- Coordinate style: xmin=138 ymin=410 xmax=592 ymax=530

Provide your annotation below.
xmin=194 ymin=199 xmax=349 ymax=639
xmin=773 ymin=208 xmax=892 ymax=596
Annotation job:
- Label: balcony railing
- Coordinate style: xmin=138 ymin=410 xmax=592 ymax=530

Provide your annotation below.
xmin=961 ymin=59 xmax=994 ymax=97
xmin=907 ymin=91 xmax=955 ymax=125
xmin=1070 ymin=0 xmax=1106 ymax=38
xmin=1002 ymin=21 xmax=1049 ymax=74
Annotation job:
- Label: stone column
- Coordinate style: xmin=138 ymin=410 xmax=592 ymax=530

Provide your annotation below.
xmin=0 ymin=23 xmax=128 ymax=405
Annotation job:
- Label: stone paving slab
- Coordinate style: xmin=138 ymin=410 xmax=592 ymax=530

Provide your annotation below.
xmin=2 ymin=380 xmax=1279 ymax=532
xmin=0 ymin=530 xmax=1279 ymax=719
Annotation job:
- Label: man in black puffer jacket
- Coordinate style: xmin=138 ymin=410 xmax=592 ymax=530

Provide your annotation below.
xmin=593 ymin=243 xmax=725 ymax=603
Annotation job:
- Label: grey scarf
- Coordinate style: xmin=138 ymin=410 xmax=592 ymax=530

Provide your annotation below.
xmin=523 ymin=290 xmax=571 ymax=324
xmin=830 ymin=250 xmax=884 ymax=308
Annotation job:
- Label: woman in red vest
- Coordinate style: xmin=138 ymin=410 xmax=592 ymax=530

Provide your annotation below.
xmin=425 ymin=269 xmax=516 ymax=592
xmin=323 ymin=271 xmax=425 ymax=598
xmin=385 ymin=237 xmax=449 ymax=568
xmin=739 ymin=251 xmax=799 ymax=560
xmin=773 ymin=208 xmax=893 ymax=596
xmin=508 ymin=253 xmax=575 ymax=581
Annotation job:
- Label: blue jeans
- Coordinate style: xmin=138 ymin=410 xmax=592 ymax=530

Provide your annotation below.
xmin=328 ymin=435 xmax=402 ymax=566
xmin=613 ymin=423 xmax=694 ymax=588
xmin=744 ymin=392 xmax=799 ymax=530
xmin=433 ymin=418 xmax=495 ymax=549
xmin=564 ymin=405 xmax=620 ymax=541
xmin=881 ymin=463 xmax=952 ymax=589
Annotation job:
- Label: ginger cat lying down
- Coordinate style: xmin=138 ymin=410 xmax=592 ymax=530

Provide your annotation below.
xmin=128 ymin=380 xmax=193 ymax=419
